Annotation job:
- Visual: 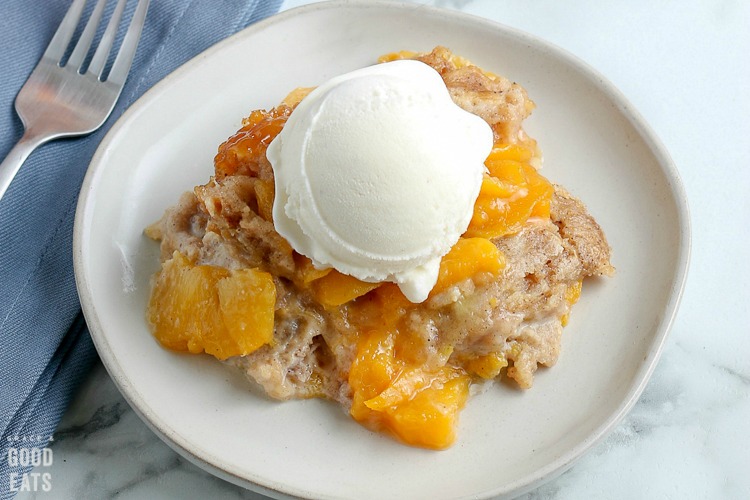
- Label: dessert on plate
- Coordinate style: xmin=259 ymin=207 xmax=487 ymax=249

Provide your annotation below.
xmin=145 ymin=46 xmax=614 ymax=449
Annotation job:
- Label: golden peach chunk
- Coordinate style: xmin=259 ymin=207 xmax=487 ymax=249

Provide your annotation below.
xmin=311 ymin=270 xmax=380 ymax=307
xmin=432 ymin=237 xmax=505 ymax=295
xmin=147 ymin=251 xmax=275 ymax=360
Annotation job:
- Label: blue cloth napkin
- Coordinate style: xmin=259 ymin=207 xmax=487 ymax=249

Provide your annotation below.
xmin=0 ymin=0 xmax=282 ymax=496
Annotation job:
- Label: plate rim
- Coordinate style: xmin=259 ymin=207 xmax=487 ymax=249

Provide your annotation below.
xmin=73 ymin=1 xmax=692 ymax=498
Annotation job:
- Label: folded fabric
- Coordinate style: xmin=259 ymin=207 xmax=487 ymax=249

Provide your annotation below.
xmin=0 ymin=1 xmax=282 ymax=497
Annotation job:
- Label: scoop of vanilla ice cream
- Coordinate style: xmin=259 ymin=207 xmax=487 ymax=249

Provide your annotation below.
xmin=267 ymin=60 xmax=493 ymax=303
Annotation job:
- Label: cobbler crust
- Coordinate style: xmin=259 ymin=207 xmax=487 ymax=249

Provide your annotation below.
xmin=147 ymin=47 xmax=613 ymax=403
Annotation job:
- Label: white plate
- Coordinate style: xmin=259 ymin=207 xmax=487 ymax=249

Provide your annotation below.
xmin=73 ymin=2 xmax=690 ymax=498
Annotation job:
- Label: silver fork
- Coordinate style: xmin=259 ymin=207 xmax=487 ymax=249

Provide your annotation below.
xmin=0 ymin=0 xmax=149 ymax=201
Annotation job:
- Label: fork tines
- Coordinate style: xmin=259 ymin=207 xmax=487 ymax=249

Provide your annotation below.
xmin=44 ymin=0 xmax=150 ymax=83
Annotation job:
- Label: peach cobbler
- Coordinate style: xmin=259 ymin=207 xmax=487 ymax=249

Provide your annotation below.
xmin=145 ymin=47 xmax=614 ymax=449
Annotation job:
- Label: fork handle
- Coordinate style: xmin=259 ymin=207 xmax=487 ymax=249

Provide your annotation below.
xmin=0 ymin=131 xmax=50 ymax=202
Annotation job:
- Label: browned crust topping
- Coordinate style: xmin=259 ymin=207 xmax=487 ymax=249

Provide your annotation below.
xmin=417 ymin=46 xmax=534 ymax=142
xmin=147 ymin=46 xmax=614 ymax=400
xmin=551 ymin=186 xmax=615 ymax=277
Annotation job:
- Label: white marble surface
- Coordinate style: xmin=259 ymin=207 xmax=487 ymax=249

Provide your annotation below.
xmin=18 ymin=0 xmax=750 ymax=498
